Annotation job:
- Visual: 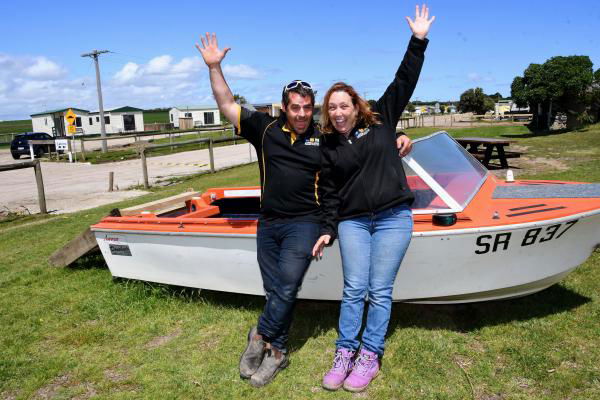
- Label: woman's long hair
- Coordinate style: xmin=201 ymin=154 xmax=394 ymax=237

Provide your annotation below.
xmin=320 ymin=82 xmax=381 ymax=134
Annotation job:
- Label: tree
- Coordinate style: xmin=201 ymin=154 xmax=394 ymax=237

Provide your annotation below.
xmin=458 ymin=88 xmax=494 ymax=115
xmin=233 ymin=94 xmax=247 ymax=104
xmin=406 ymin=102 xmax=416 ymax=113
xmin=439 ymin=104 xmax=446 ymax=114
xmin=511 ymin=56 xmax=595 ymax=130
xmin=488 ymin=92 xmax=503 ymax=102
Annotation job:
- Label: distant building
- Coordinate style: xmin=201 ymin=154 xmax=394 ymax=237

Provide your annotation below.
xmin=169 ymin=105 xmax=220 ymax=128
xmin=31 ymin=106 xmax=144 ymax=136
xmin=494 ymin=99 xmax=530 ymax=117
xmin=252 ymin=103 xmax=281 ymax=117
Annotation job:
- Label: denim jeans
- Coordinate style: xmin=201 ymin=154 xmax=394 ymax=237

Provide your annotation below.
xmin=335 ymin=205 xmax=413 ymax=357
xmin=256 ymin=221 xmax=320 ymax=352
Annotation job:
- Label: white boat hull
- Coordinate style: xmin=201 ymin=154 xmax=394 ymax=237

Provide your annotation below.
xmin=93 ymin=211 xmax=600 ymax=303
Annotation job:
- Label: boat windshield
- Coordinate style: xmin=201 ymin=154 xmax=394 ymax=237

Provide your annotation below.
xmin=402 ymin=132 xmax=488 ymax=213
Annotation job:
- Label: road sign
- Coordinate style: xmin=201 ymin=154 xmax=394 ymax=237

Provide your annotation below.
xmin=67 ymin=125 xmax=76 ymax=134
xmin=65 ymin=109 xmax=76 ymax=126
xmin=55 ymin=139 xmax=69 ymax=151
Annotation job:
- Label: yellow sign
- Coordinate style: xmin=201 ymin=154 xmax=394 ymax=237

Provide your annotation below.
xmin=67 ymin=125 xmax=76 ymax=134
xmin=65 ymin=108 xmax=77 ymax=126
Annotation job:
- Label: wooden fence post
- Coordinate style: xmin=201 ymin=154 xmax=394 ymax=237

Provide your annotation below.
xmin=108 ymin=171 xmax=114 ymax=192
xmin=80 ymin=139 xmax=86 ymax=161
xmin=209 ymin=138 xmax=215 ymax=173
xmin=141 ymin=149 xmax=149 ymax=188
xmin=33 ymin=160 xmax=47 ymax=214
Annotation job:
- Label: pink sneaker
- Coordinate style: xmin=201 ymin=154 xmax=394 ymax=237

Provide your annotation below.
xmin=322 ymin=348 xmax=355 ymax=391
xmin=343 ymin=349 xmax=380 ymax=392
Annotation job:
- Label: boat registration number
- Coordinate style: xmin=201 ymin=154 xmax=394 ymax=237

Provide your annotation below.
xmin=475 ymin=220 xmax=579 ymax=254
xmin=109 ymin=244 xmax=132 ymax=256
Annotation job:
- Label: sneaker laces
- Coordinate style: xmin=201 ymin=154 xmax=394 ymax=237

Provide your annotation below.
xmin=354 ymin=352 xmax=376 ymax=376
xmin=332 ymin=350 xmax=353 ymax=372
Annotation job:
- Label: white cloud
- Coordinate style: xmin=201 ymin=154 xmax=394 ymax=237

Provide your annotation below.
xmin=467 ymin=72 xmax=495 ymax=83
xmin=172 ymin=57 xmax=203 ymax=74
xmin=0 ymin=52 xmax=268 ymax=120
xmin=146 ymin=55 xmax=173 ymax=74
xmin=223 ymin=64 xmax=261 ymax=79
xmin=114 ymin=62 xmax=140 ymax=84
xmin=24 ymin=57 xmax=66 ymax=79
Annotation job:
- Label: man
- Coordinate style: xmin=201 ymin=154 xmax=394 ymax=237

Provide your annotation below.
xmin=196 ymin=33 xmax=325 ymax=387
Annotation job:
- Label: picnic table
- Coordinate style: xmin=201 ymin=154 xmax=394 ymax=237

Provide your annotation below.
xmin=455 ymin=137 xmax=520 ymax=169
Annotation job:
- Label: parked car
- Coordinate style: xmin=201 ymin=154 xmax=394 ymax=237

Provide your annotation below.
xmin=10 ymin=132 xmax=57 ymax=159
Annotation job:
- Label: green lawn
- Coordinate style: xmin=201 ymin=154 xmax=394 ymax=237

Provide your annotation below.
xmin=143 ymin=110 xmax=170 ymax=124
xmin=1 ymin=125 xmax=600 ymax=399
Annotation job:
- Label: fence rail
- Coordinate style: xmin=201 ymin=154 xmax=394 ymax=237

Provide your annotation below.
xmin=0 ymin=160 xmax=47 ymax=214
xmin=136 ymin=135 xmax=243 ymax=189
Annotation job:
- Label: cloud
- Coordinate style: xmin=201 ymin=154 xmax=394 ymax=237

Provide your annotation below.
xmin=24 ymin=57 xmax=66 ymax=79
xmin=223 ymin=64 xmax=261 ymax=79
xmin=467 ymin=72 xmax=495 ymax=83
xmin=146 ymin=55 xmax=173 ymax=74
xmin=0 ymin=51 xmax=268 ymax=120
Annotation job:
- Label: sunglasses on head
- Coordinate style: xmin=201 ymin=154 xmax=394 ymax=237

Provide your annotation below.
xmin=283 ymin=80 xmax=312 ymax=92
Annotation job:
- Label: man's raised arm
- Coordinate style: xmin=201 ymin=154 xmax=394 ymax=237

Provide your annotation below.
xmin=195 ymin=32 xmax=240 ymax=126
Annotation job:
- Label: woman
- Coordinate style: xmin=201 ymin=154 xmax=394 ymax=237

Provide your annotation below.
xmin=312 ymin=5 xmax=435 ymax=392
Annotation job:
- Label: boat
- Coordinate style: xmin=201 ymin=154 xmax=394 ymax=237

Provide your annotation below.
xmin=91 ymin=132 xmax=600 ymax=303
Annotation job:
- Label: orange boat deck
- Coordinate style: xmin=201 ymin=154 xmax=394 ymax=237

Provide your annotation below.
xmin=91 ymin=178 xmax=600 ymax=235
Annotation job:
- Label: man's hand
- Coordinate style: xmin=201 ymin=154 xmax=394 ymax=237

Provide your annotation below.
xmin=195 ymin=32 xmax=230 ymax=67
xmin=406 ymin=4 xmax=435 ymax=40
xmin=396 ymin=134 xmax=413 ymax=157
xmin=312 ymin=235 xmax=332 ymax=259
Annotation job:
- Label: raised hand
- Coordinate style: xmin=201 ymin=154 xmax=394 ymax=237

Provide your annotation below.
xmin=405 ymin=4 xmax=435 ymax=40
xmin=195 ymin=32 xmax=231 ymax=67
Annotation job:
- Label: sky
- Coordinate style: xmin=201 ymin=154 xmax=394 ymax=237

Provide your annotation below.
xmin=1 ymin=0 xmax=599 ymax=120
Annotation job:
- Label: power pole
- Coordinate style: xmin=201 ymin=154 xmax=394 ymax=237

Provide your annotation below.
xmin=81 ymin=49 xmax=109 ymax=153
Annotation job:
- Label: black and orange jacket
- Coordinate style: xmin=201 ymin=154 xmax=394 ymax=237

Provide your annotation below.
xmin=236 ymin=108 xmax=323 ymax=225
xmin=319 ymin=36 xmax=429 ymax=238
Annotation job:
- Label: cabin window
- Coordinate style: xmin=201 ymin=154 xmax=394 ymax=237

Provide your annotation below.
xmin=75 ymin=117 xmax=82 ymax=127
xmin=89 ymin=117 xmax=93 ymax=125
xmin=44 ymin=118 xmax=47 ymax=126
xmin=170 ymin=113 xmax=173 ymax=122
xmin=104 ymin=116 xmax=110 ymax=124
xmin=184 ymin=112 xmax=192 ymax=118
xmin=204 ymin=112 xmax=215 ymax=125
xmin=96 ymin=116 xmax=100 ymax=122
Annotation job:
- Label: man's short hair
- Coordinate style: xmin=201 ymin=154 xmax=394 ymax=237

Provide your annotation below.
xmin=282 ymin=80 xmax=315 ymax=108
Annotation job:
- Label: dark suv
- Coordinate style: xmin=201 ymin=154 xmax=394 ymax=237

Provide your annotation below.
xmin=10 ymin=132 xmax=56 ymax=159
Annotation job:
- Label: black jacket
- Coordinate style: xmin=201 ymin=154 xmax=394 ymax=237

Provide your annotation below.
xmin=236 ymin=108 xmax=323 ymax=224
xmin=320 ymin=36 xmax=428 ymax=238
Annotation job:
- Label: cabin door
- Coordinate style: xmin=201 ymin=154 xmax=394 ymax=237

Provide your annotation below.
xmin=123 ymin=115 xmax=136 ymax=131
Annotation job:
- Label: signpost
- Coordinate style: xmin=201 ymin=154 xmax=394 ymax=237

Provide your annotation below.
xmin=65 ymin=109 xmax=77 ymax=135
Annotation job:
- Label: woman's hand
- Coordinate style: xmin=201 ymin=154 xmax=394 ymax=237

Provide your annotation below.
xmin=195 ymin=32 xmax=231 ymax=67
xmin=397 ymin=134 xmax=413 ymax=157
xmin=406 ymin=4 xmax=435 ymax=40
xmin=312 ymin=235 xmax=332 ymax=259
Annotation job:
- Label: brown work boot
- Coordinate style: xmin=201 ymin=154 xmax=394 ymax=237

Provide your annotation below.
xmin=249 ymin=344 xmax=289 ymax=387
xmin=239 ymin=326 xmax=265 ymax=379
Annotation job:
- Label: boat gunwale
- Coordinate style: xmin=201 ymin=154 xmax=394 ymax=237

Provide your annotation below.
xmin=91 ymin=207 xmax=600 ymax=238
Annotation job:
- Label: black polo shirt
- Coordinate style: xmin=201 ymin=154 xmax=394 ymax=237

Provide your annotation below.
xmin=235 ymin=106 xmax=322 ymax=224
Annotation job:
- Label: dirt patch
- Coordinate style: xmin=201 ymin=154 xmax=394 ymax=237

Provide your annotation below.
xmin=33 ymin=374 xmax=71 ymax=399
xmin=104 ymin=367 xmax=129 ymax=383
xmin=145 ymin=327 xmax=183 ymax=349
xmin=1 ymin=390 xmax=18 ymax=400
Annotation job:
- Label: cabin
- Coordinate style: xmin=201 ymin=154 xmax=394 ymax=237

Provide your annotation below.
xmin=31 ymin=106 xmax=144 ymax=136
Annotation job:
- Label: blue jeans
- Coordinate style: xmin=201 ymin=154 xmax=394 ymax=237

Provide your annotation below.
xmin=335 ymin=205 xmax=413 ymax=357
xmin=256 ymin=221 xmax=320 ymax=352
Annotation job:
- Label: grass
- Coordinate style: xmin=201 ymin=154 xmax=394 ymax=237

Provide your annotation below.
xmin=1 ymin=124 xmax=600 ymax=399
xmin=143 ymin=110 xmax=169 ymax=124
xmin=0 ymin=119 xmax=33 ymax=135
